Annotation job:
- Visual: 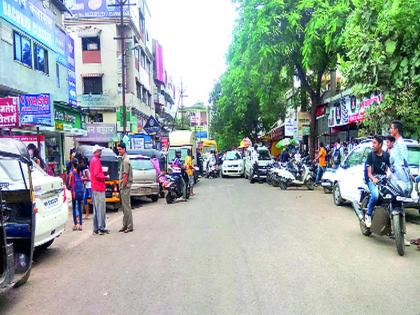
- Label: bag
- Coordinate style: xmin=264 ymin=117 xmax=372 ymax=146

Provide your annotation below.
xmin=73 ymin=172 xmax=84 ymax=200
xmin=333 ymin=148 xmax=341 ymax=164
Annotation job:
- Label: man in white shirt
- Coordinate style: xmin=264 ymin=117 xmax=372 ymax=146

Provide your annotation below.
xmin=251 ymin=145 xmax=260 ymax=181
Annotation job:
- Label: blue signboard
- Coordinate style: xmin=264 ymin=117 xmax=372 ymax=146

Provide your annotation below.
xmin=19 ymin=94 xmax=53 ymax=126
xmin=144 ymin=116 xmax=160 ymax=135
xmin=66 ymin=35 xmax=77 ymax=107
xmin=0 ymin=0 xmax=55 ymax=50
xmin=64 ymin=0 xmax=130 ymax=18
xmin=195 ymin=131 xmax=208 ymax=139
xmin=55 ymin=27 xmax=67 ymax=66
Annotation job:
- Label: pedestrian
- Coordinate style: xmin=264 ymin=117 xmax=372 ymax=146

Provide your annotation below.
xmin=389 ymin=120 xmax=408 ymax=168
xmin=117 ymin=142 xmax=134 ymax=233
xmin=332 ymin=138 xmax=343 ymax=169
xmin=150 ymin=154 xmax=161 ymax=180
xmin=80 ymin=158 xmax=92 ymax=220
xmin=69 ymin=160 xmax=84 ymax=231
xmin=185 ymin=149 xmax=195 ymax=196
xmin=314 ymin=142 xmax=327 ymax=185
xmin=90 ymin=145 xmax=109 ymax=235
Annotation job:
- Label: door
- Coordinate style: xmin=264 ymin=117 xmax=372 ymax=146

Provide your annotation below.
xmin=338 ymin=146 xmax=368 ymax=200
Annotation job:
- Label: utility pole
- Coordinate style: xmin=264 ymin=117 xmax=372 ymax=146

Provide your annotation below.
xmin=173 ymin=81 xmax=188 ymax=131
xmin=111 ymin=0 xmax=134 ymax=135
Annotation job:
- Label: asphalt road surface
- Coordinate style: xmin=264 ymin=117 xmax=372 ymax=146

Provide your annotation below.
xmin=1 ymin=178 xmax=420 ymax=315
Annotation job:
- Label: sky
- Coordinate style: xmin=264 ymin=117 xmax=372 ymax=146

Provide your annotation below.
xmin=148 ymin=0 xmax=237 ymax=107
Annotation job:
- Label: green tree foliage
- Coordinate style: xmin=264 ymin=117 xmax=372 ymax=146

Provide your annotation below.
xmin=342 ymin=0 xmax=420 ymax=138
xmin=212 ymin=0 xmax=350 ymax=154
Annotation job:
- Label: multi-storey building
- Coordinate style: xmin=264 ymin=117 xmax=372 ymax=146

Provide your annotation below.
xmin=64 ymin=0 xmax=155 ymax=146
xmin=0 ymin=0 xmax=84 ymax=173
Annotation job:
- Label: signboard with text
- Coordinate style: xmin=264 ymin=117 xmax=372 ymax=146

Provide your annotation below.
xmin=19 ymin=93 xmax=53 ymax=126
xmin=66 ymin=35 xmax=77 ymax=107
xmin=0 ymin=97 xmax=19 ymax=128
xmin=64 ymin=0 xmax=130 ymax=19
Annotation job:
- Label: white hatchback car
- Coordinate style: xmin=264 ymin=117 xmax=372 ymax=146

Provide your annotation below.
xmin=329 ymin=139 xmax=420 ymax=207
xmin=222 ymin=151 xmax=244 ymax=177
xmin=32 ymin=163 xmax=68 ymax=249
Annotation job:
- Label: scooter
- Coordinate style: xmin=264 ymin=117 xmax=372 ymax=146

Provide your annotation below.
xmin=162 ymin=174 xmax=190 ymax=204
xmin=276 ymin=158 xmax=315 ymax=190
xmin=353 ymin=169 xmax=416 ymax=256
xmin=158 ymin=174 xmax=167 ymax=198
xmin=206 ymin=165 xmax=220 ymax=178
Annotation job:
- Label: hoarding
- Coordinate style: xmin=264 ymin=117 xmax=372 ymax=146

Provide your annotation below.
xmin=0 ymin=97 xmax=19 ymax=128
xmin=66 ymin=35 xmax=77 ymax=107
xmin=64 ymin=0 xmax=130 ymax=18
xmin=19 ymin=94 xmax=53 ymax=126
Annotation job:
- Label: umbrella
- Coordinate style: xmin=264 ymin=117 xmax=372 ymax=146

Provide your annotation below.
xmin=276 ymin=138 xmax=298 ymax=149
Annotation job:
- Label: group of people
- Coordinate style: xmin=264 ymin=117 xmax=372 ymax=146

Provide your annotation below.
xmin=66 ymin=143 xmax=134 ymax=235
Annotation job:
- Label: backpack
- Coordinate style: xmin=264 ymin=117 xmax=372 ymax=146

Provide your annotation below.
xmin=73 ymin=172 xmax=84 ymax=199
xmin=333 ymin=148 xmax=341 ymax=164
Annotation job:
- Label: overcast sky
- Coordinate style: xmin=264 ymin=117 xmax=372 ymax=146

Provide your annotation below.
xmin=148 ymin=0 xmax=237 ymax=107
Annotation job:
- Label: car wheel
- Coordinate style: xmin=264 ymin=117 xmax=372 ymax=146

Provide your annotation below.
xmin=333 ymin=183 xmax=344 ymax=206
xmin=151 ymin=195 xmax=159 ymax=202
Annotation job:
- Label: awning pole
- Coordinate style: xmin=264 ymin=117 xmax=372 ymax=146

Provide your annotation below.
xmin=37 ymin=127 xmax=41 ymax=150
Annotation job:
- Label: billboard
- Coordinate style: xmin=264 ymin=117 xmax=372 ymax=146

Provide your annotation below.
xmin=0 ymin=97 xmax=19 ymax=128
xmin=19 ymin=94 xmax=53 ymax=127
xmin=66 ymin=35 xmax=77 ymax=107
xmin=64 ymin=0 xmax=130 ymax=18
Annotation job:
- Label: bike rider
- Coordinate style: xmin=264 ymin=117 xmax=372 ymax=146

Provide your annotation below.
xmin=364 ymin=135 xmax=391 ymax=228
xmin=171 ymin=149 xmax=187 ymax=201
xmin=251 ymin=144 xmax=260 ymax=181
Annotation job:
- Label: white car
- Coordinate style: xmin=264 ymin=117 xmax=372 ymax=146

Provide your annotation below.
xmin=329 ymin=139 xmax=420 ymax=208
xmin=221 ymin=151 xmax=244 ymax=177
xmin=32 ymin=163 xmax=68 ymax=249
xmin=0 ymin=161 xmax=68 ymax=250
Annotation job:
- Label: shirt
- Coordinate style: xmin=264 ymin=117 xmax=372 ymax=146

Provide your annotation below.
xmin=90 ymin=155 xmax=107 ymax=192
xmin=391 ymin=137 xmax=408 ymax=167
xmin=171 ymin=157 xmax=184 ymax=175
xmin=366 ymin=151 xmax=390 ymax=176
xmin=151 ymin=158 xmax=161 ymax=178
xmin=319 ymin=147 xmax=327 ymax=167
xmin=119 ymin=154 xmax=133 ymax=188
xmin=185 ymin=156 xmax=194 ymax=176
xmin=83 ymin=168 xmax=91 ymax=189
xmin=251 ymin=150 xmax=259 ymax=164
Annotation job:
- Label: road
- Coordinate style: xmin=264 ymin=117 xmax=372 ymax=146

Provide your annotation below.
xmin=1 ymin=178 xmax=420 ymax=315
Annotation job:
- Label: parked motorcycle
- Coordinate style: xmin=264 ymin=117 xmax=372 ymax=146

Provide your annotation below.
xmin=353 ymin=167 xmax=416 ymax=256
xmin=162 ymin=174 xmax=190 ymax=204
xmin=206 ymin=165 xmax=220 ymax=179
xmin=158 ymin=174 xmax=167 ymax=198
xmin=276 ymin=158 xmax=315 ymax=190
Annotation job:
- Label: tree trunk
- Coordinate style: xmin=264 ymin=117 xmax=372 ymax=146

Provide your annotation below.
xmin=309 ymin=94 xmax=321 ymax=158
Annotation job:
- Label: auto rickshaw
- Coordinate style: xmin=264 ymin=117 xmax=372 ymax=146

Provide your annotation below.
xmin=76 ymin=145 xmax=121 ymax=210
xmin=0 ymin=139 xmax=35 ymax=292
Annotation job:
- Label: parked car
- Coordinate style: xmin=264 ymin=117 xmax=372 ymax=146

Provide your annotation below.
xmin=327 ymin=139 xmax=420 ymax=209
xmin=222 ymin=151 xmax=244 ymax=177
xmin=244 ymin=146 xmax=273 ymax=181
xmin=31 ymin=162 xmax=68 ymax=249
xmin=129 ymin=155 xmax=159 ymax=202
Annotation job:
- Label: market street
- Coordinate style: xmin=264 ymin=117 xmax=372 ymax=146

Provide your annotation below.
xmin=1 ymin=178 xmax=420 ymax=314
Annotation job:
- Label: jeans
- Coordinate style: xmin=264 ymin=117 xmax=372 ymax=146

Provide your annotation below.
xmin=92 ymin=191 xmax=106 ymax=232
xmin=315 ymin=166 xmax=325 ymax=184
xmin=72 ymin=198 xmax=83 ymax=225
xmin=367 ymin=180 xmax=379 ymax=216
xmin=253 ymin=163 xmax=260 ymax=180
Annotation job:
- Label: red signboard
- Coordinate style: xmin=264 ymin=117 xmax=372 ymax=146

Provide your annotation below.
xmin=0 ymin=97 xmax=19 ymax=128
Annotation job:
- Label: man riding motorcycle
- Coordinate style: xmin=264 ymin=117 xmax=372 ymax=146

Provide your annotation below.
xmin=251 ymin=145 xmax=260 ymax=181
xmin=171 ymin=149 xmax=187 ymax=201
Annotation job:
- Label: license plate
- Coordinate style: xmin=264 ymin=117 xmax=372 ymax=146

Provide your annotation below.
xmin=44 ymin=197 xmax=59 ymax=209
xmin=396 ymin=196 xmax=416 ymax=203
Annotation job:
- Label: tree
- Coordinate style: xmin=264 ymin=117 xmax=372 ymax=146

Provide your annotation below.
xmin=342 ymin=0 xmax=420 ymax=138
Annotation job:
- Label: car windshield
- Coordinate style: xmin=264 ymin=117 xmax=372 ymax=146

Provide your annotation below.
xmin=225 ymin=151 xmax=241 ymax=160
xmin=258 ymin=150 xmax=271 ymax=160
xmin=131 ymin=159 xmax=154 ymax=170
xmin=407 ymin=146 xmax=420 ymax=167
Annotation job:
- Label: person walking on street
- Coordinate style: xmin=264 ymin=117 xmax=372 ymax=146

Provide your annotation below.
xmin=90 ymin=145 xmax=109 ymax=235
xmin=315 ymin=142 xmax=327 ymax=185
xmin=69 ymin=160 xmax=84 ymax=231
xmin=117 ymin=143 xmax=134 ymax=233
xmin=185 ymin=149 xmax=195 ymax=196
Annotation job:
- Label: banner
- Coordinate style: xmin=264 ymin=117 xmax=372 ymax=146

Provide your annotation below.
xmin=64 ymin=0 xmax=130 ymax=19
xmin=0 ymin=97 xmax=19 ymax=128
xmin=284 ymin=118 xmax=296 ymax=137
xmin=297 ymin=112 xmax=310 ymax=137
xmin=66 ymin=35 xmax=77 ymax=107
xmin=19 ymin=94 xmax=53 ymax=126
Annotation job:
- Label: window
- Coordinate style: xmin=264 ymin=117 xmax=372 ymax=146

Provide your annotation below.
xmin=131 ymin=158 xmax=154 ymax=170
xmin=83 ymin=77 xmax=103 ymax=94
xmin=82 ymin=37 xmax=100 ymax=51
xmin=136 ymin=81 xmax=142 ymax=99
xmin=346 ymin=147 xmax=366 ymax=168
xmin=142 ymin=87 xmax=147 ymax=103
xmin=56 ymin=63 xmax=60 ymax=88
xmin=34 ymin=44 xmax=48 ymax=74
xmin=13 ymin=32 xmax=32 ymax=67
xmin=146 ymin=58 xmax=151 ymax=73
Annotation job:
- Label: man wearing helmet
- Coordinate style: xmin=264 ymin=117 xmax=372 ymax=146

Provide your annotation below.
xmin=171 ymin=149 xmax=187 ymax=201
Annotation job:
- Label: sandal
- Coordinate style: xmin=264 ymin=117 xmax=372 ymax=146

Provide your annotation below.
xmin=78 ymin=225 xmax=83 ymax=231
xmin=72 ymin=225 xmax=77 ymax=231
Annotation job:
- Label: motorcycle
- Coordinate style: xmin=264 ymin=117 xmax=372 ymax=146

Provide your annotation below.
xmin=206 ymin=165 xmax=220 ymax=178
xmin=353 ymin=167 xmax=416 ymax=256
xmin=276 ymin=158 xmax=315 ymax=190
xmin=162 ymin=174 xmax=190 ymax=204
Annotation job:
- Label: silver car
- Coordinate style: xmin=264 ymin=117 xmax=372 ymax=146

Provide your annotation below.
xmin=129 ymin=155 xmax=159 ymax=202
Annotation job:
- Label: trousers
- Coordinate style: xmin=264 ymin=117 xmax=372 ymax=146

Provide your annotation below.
xmin=92 ymin=191 xmax=106 ymax=232
xmin=120 ymin=187 xmax=133 ymax=229
xmin=367 ymin=180 xmax=379 ymax=216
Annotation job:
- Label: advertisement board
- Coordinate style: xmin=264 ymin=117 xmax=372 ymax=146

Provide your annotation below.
xmin=0 ymin=0 xmax=55 ymax=50
xmin=297 ymin=112 xmax=311 ymax=137
xmin=1 ymin=135 xmax=46 ymax=161
xmin=66 ymin=35 xmax=77 ymax=107
xmin=76 ymin=123 xmax=116 ymax=143
xmin=64 ymin=0 xmax=130 ymax=18
xmin=19 ymin=94 xmax=53 ymax=127
xmin=0 ymin=97 xmax=19 ymax=128
xmin=284 ymin=118 xmax=296 ymax=137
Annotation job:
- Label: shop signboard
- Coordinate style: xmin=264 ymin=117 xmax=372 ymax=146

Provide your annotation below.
xmin=0 ymin=0 xmax=55 ymax=50
xmin=66 ymin=35 xmax=77 ymax=107
xmin=0 ymin=97 xmax=19 ymax=128
xmin=284 ymin=118 xmax=296 ymax=137
xmin=297 ymin=112 xmax=311 ymax=137
xmin=19 ymin=94 xmax=53 ymax=126
xmin=328 ymin=94 xmax=382 ymax=128
xmin=55 ymin=27 xmax=67 ymax=66
xmin=64 ymin=0 xmax=130 ymax=19
xmin=76 ymin=123 xmax=116 ymax=143
xmin=144 ymin=116 xmax=160 ymax=135
xmin=54 ymin=106 xmax=81 ymax=133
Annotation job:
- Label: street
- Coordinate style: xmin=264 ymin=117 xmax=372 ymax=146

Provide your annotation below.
xmin=1 ymin=178 xmax=420 ymax=315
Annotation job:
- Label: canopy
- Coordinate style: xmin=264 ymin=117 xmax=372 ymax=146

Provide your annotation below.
xmin=276 ymin=138 xmax=298 ymax=149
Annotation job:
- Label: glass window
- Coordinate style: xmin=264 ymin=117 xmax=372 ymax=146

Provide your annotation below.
xmin=408 ymin=146 xmax=420 ymax=167
xmin=56 ymin=63 xmax=60 ymax=87
xmin=13 ymin=32 xmax=32 ymax=67
xmin=258 ymin=150 xmax=271 ymax=160
xmin=83 ymin=77 xmax=103 ymax=94
xmin=131 ymin=159 xmax=154 ymax=170
xmin=225 ymin=151 xmax=241 ymax=160
xmin=346 ymin=147 xmax=366 ymax=167
xmin=82 ymin=37 xmax=100 ymax=51
xmin=34 ymin=44 xmax=48 ymax=74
